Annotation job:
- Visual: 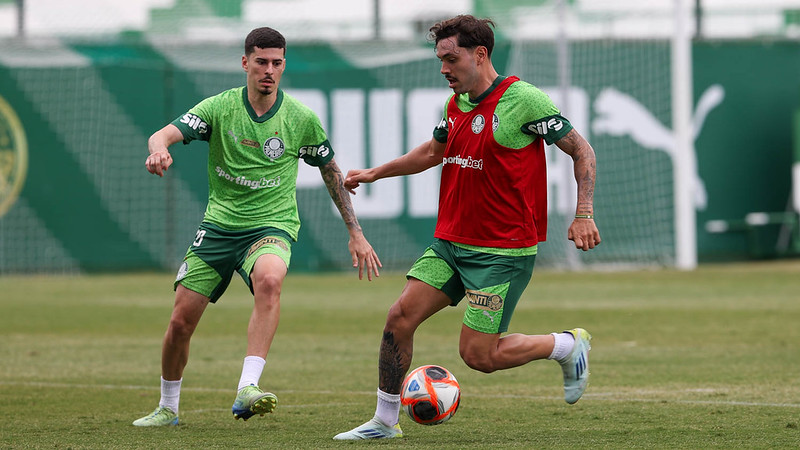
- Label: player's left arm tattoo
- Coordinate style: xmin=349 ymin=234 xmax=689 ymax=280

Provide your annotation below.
xmin=556 ymin=129 xmax=596 ymax=215
xmin=320 ymin=159 xmax=363 ymax=233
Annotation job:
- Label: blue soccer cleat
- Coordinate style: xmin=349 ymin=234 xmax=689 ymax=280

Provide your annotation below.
xmin=232 ymin=385 xmax=277 ymax=421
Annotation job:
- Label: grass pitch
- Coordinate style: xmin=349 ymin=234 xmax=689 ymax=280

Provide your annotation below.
xmin=1 ymin=260 xmax=799 ymax=448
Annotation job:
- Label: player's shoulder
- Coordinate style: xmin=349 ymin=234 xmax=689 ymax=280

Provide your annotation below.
xmin=443 ymin=92 xmax=458 ymax=111
xmin=506 ymin=78 xmax=552 ymax=101
xmin=219 ymin=86 xmax=246 ymax=103
xmin=279 ymin=90 xmax=318 ymax=118
xmin=504 ymin=78 xmax=560 ymax=116
xmin=196 ymin=86 xmax=244 ymax=109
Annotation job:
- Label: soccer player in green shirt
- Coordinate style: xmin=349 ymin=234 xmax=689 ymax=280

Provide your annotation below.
xmin=334 ymin=15 xmax=600 ymax=439
xmin=133 ymin=27 xmax=381 ymax=427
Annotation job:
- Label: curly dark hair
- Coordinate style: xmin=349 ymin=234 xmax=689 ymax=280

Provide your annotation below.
xmin=428 ymin=15 xmax=496 ymax=57
xmin=244 ymin=27 xmax=286 ymax=56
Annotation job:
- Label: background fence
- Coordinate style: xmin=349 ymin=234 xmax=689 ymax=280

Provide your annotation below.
xmin=1 ymin=0 xmax=799 ymax=273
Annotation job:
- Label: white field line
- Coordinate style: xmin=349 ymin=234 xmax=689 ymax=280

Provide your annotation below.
xmin=2 ymin=380 xmax=799 ymax=409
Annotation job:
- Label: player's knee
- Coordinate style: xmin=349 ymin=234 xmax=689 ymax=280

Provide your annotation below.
xmin=461 ymin=353 xmax=495 ymax=373
xmin=385 ymin=300 xmax=418 ymax=334
xmin=459 ymin=347 xmax=496 ymax=373
xmin=385 ymin=301 xmax=405 ymax=325
xmin=251 ymin=272 xmax=283 ymax=297
xmin=167 ymin=314 xmax=197 ymax=339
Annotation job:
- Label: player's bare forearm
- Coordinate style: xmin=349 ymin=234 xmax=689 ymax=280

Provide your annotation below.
xmin=557 ymin=129 xmax=601 ymax=250
xmin=345 ymin=139 xmax=444 ymax=193
xmin=321 ymin=158 xmax=383 ymax=279
xmin=557 ymin=129 xmax=596 ymax=215
xmin=383 ymin=139 xmax=444 ymax=177
xmin=320 ymin=159 xmax=362 ymax=234
xmin=145 ymin=124 xmax=182 ymax=177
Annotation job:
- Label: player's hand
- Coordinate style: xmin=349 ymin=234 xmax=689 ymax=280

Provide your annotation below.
xmin=145 ymin=151 xmax=173 ymax=177
xmin=348 ymin=233 xmax=382 ymax=281
xmin=344 ymin=169 xmax=374 ymax=195
xmin=568 ymin=218 xmax=601 ymax=251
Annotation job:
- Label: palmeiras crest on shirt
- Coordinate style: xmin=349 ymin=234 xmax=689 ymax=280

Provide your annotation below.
xmin=471 ymin=114 xmax=485 ymax=134
xmin=263 ymin=137 xmax=285 ymax=160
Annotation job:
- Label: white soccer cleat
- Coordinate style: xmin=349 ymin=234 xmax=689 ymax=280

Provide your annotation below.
xmin=333 ymin=416 xmax=403 ymax=440
xmin=559 ymin=328 xmax=592 ymax=404
xmin=132 ymin=406 xmax=178 ymax=427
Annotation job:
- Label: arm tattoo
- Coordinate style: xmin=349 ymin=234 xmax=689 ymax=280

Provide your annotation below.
xmin=320 ymin=160 xmax=362 ymax=233
xmin=379 ymin=331 xmax=408 ymax=394
xmin=558 ymin=129 xmax=596 ymax=214
xmin=558 ymin=130 xmax=580 ymax=157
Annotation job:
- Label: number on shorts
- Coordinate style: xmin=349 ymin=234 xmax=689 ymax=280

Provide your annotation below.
xmin=192 ymin=229 xmax=206 ymax=247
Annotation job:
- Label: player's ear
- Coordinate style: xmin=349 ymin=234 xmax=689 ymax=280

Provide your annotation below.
xmin=475 ymin=46 xmax=488 ymax=64
xmin=242 ymin=55 xmax=248 ymax=71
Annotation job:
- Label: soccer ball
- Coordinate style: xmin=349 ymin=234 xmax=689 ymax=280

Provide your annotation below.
xmin=400 ymin=365 xmax=461 ymax=425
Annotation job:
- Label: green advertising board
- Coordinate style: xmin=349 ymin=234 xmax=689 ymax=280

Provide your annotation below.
xmin=0 ymin=38 xmax=798 ymax=273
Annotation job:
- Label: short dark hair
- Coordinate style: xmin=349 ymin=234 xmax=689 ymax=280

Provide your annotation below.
xmin=428 ymin=15 xmax=496 ymax=58
xmin=244 ymin=27 xmax=286 ymax=56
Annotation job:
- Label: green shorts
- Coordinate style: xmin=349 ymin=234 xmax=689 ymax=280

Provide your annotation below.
xmin=406 ymin=239 xmax=536 ymax=334
xmin=174 ymin=222 xmax=293 ymax=303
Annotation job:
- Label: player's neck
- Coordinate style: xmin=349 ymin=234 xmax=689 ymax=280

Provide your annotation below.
xmin=247 ymin=89 xmax=278 ymax=116
xmin=467 ymin=66 xmax=500 ymax=101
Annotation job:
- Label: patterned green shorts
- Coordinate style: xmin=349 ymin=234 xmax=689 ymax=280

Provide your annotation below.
xmin=407 ymin=239 xmax=536 ymax=334
xmin=174 ymin=222 xmax=293 ymax=302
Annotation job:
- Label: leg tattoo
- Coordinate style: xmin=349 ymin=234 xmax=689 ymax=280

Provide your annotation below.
xmin=378 ymin=331 xmax=408 ymax=394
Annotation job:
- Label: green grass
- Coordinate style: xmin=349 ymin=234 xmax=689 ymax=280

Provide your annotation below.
xmin=1 ymin=260 xmax=799 ymax=448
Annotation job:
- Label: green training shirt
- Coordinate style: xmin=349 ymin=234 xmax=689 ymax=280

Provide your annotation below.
xmin=172 ymin=87 xmax=334 ymax=239
xmin=433 ymin=76 xmax=573 ymax=148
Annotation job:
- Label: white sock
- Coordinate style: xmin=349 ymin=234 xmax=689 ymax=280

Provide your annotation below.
xmin=159 ymin=377 xmax=182 ymax=414
xmin=237 ymin=355 xmax=266 ymax=391
xmin=375 ymin=389 xmax=401 ymax=426
xmin=548 ymin=332 xmax=575 ymax=362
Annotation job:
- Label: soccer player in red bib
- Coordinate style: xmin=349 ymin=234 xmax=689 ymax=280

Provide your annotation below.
xmin=335 ymin=15 xmax=601 ymax=440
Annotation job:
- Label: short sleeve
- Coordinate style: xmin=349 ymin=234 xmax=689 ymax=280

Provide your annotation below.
xmin=520 ymin=114 xmax=574 ymax=145
xmin=506 ymin=82 xmax=572 ymax=145
xmin=299 ymin=139 xmax=335 ymax=167
xmin=171 ymin=96 xmax=215 ymax=144
xmin=297 ymin=111 xmax=334 ymax=166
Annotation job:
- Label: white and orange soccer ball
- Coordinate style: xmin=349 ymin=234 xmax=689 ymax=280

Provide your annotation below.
xmin=400 ymin=365 xmax=461 ymax=425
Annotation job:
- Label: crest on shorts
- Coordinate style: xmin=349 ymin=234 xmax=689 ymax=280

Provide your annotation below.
xmin=176 ymin=261 xmax=189 ymax=282
xmin=466 ymin=290 xmax=503 ymax=311
xmin=247 ymin=236 xmax=289 ymax=258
